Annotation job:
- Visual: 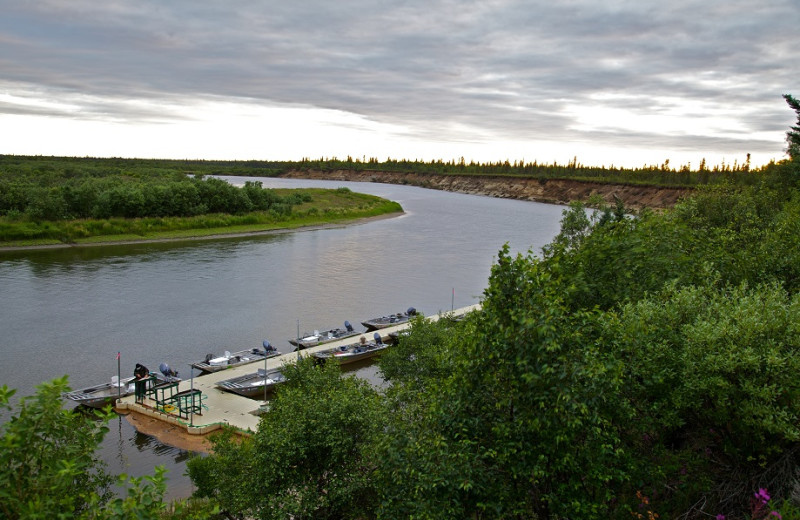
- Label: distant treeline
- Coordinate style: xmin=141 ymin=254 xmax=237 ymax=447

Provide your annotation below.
xmin=0 ymin=153 xmax=790 ymax=198
xmin=290 ymin=154 xmax=778 ymax=187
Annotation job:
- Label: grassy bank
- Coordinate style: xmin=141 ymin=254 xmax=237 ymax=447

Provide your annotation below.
xmin=0 ymin=188 xmax=402 ymax=248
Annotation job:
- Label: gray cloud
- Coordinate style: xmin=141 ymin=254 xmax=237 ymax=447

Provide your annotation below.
xmin=0 ymin=0 xmax=797 ymax=160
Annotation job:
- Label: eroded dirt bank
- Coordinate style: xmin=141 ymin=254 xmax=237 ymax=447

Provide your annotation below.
xmin=280 ymin=169 xmax=692 ymax=211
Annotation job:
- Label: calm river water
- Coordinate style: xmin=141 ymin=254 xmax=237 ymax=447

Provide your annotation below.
xmin=0 ymin=177 xmax=565 ymax=500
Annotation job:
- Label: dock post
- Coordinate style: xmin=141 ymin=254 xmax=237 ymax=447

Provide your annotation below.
xmin=189 ymin=365 xmax=194 ymax=427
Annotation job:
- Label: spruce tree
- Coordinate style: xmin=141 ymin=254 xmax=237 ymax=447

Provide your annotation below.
xmin=783 ymin=94 xmax=800 ymax=159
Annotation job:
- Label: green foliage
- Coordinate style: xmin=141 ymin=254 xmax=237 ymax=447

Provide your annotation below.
xmin=532 ymin=184 xmax=800 ymax=517
xmin=378 ymin=313 xmax=467 ymax=391
xmin=763 ymin=156 xmax=800 ymax=191
xmin=376 ymin=248 xmax=629 ymax=519
xmin=0 ymin=172 xmax=301 ymax=221
xmin=543 ymin=201 xmax=697 ymax=310
xmin=186 ymin=429 xmax=257 ymax=519
xmin=542 ymin=183 xmax=800 ymax=313
xmin=188 ymin=358 xmax=385 ymax=519
xmin=464 ymin=247 xmax=628 ymax=518
xmin=83 ymin=468 xmax=220 ymax=520
xmin=543 ymin=200 xmax=592 ymax=253
xmin=374 ymin=315 xmax=484 ymax=518
xmin=0 ymin=378 xmax=193 ymax=520
xmin=784 ymin=94 xmax=800 ymax=160
xmin=608 ymin=280 xmax=800 ymax=513
xmin=0 ymin=187 xmax=400 ymax=245
xmin=668 ymin=184 xmax=800 ymax=292
xmin=375 ymin=342 xmax=481 ymax=517
xmin=648 ymin=285 xmax=800 ymax=440
xmin=85 ymin=468 xmax=168 ymax=520
xmin=759 ymin=190 xmax=800 ymax=292
xmin=0 ymin=377 xmax=115 ymax=519
xmin=373 ymin=183 xmax=800 ymax=518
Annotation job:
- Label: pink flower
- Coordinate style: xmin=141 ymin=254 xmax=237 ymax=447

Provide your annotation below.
xmin=715 ymin=515 xmax=725 ymax=520
xmin=755 ymin=488 xmax=771 ymax=505
xmin=770 ymin=511 xmax=782 ymax=519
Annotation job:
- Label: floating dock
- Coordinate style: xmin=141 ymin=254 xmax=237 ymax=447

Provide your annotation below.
xmin=115 ymin=305 xmax=480 ymax=437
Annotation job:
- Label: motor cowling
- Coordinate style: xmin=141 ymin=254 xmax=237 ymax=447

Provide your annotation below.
xmin=159 ymin=362 xmax=178 ymax=378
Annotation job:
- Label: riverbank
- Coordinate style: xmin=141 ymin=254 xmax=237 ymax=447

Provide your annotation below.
xmin=0 ymin=186 xmax=402 ymax=251
xmin=0 ymin=172 xmax=689 ymax=252
xmin=280 ymin=169 xmax=693 ymax=210
xmin=0 ymin=212 xmax=400 ymax=252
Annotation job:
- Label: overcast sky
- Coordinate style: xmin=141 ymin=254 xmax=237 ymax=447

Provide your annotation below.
xmin=1 ymin=0 xmax=797 ymax=168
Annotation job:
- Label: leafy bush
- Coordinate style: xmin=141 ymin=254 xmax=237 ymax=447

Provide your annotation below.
xmin=188 ymin=358 xmax=385 ymax=520
xmin=0 ymin=171 xmax=307 ymax=221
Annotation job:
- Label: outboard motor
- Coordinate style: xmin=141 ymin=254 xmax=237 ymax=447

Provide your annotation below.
xmin=344 ymin=320 xmax=353 ymax=332
xmin=263 ymin=340 xmax=275 ymax=352
xmin=205 ymin=353 xmax=213 ymax=363
xmin=159 ymin=362 xmax=178 ymax=379
xmin=374 ymin=332 xmax=383 ymax=345
xmin=407 ymin=307 xmax=417 ymax=316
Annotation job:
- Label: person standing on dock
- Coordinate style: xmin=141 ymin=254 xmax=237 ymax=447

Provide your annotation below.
xmin=133 ymin=363 xmax=149 ymax=403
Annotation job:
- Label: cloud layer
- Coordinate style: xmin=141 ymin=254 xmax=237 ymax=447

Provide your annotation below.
xmin=1 ymin=0 xmax=797 ymax=167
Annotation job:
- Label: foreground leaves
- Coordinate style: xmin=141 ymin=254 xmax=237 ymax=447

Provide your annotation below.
xmin=188 ymin=358 xmax=385 ymax=520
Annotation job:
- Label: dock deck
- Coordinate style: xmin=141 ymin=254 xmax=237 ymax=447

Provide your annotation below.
xmin=115 ymin=305 xmax=480 ymax=437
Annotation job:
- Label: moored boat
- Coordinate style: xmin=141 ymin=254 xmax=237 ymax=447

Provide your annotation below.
xmin=312 ymin=332 xmax=388 ymax=365
xmin=361 ymin=307 xmax=417 ymax=331
xmin=190 ymin=341 xmax=280 ymax=374
xmin=215 ymin=368 xmax=288 ymax=398
xmin=289 ymin=321 xmax=360 ymax=350
xmin=63 ymin=363 xmax=181 ymax=409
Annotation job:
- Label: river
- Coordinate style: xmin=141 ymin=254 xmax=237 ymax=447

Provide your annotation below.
xmin=0 ymin=177 xmax=566 ymax=500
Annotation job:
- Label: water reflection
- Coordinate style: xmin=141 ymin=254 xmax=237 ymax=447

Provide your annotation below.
xmin=65 ymin=408 xmax=195 ymax=500
xmin=339 ymin=357 xmax=388 ymax=389
xmin=0 ymin=232 xmax=292 ymax=278
xmin=132 ymin=429 xmax=192 ymax=463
